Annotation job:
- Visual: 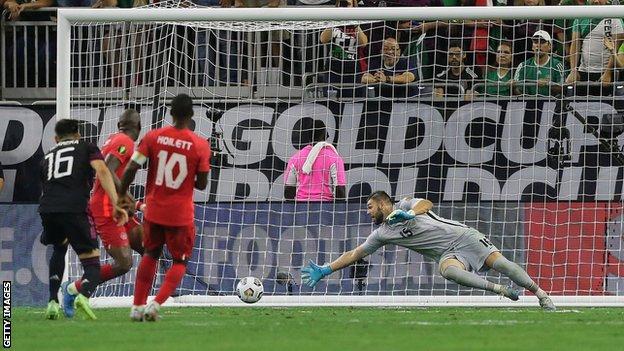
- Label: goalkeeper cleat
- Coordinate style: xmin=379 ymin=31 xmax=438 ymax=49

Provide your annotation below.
xmin=45 ymin=301 xmax=60 ymax=320
xmin=74 ymin=294 xmax=97 ymax=320
xmin=130 ymin=305 xmax=145 ymax=322
xmin=61 ymin=281 xmax=76 ymax=318
xmin=500 ymin=286 xmax=520 ymax=301
xmin=143 ymin=302 xmax=160 ymax=322
xmin=539 ymin=296 xmax=556 ymax=312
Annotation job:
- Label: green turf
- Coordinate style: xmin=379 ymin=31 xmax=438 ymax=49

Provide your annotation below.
xmin=11 ymin=306 xmax=624 ymax=351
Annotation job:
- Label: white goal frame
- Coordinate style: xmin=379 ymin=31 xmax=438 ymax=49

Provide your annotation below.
xmin=56 ymin=6 xmax=624 ymax=307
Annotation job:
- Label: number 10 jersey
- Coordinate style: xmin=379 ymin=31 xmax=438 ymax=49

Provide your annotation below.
xmin=134 ymin=126 xmax=211 ymax=226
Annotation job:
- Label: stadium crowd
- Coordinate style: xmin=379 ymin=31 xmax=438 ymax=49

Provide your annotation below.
xmin=1 ymin=0 xmax=624 ymax=99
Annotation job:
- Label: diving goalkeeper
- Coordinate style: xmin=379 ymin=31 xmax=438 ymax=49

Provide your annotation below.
xmin=302 ymin=191 xmax=556 ymax=311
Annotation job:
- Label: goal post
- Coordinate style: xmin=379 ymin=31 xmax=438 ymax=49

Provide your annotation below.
xmin=57 ymin=5 xmax=624 ymax=307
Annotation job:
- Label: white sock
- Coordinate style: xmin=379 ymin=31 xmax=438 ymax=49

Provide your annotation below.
xmin=67 ymin=282 xmax=78 ymax=295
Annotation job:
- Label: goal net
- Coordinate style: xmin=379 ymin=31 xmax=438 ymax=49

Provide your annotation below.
xmin=59 ymin=4 xmax=624 ymax=306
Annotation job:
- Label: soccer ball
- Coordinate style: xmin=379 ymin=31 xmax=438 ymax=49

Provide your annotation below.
xmin=236 ymin=276 xmax=264 ymax=304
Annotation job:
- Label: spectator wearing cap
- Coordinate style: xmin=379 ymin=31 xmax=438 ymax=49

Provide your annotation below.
xmin=514 ymin=30 xmax=564 ymax=96
xmin=284 ymin=121 xmax=346 ymax=202
xmin=566 ymin=0 xmax=624 ymax=95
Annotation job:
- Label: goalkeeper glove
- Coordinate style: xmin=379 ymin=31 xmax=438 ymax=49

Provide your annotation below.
xmin=386 ymin=209 xmax=416 ymax=225
xmin=301 ymin=260 xmax=333 ymax=288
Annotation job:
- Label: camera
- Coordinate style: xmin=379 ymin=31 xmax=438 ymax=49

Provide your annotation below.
xmin=205 ymin=106 xmax=226 ymax=165
xmin=546 ymin=125 xmax=572 ymax=169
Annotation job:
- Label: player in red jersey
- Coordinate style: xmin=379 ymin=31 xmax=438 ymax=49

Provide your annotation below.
xmin=61 ymin=109 xmax=145 ymax=317
xmin=119 ymin=94 xmax=210 ymax=321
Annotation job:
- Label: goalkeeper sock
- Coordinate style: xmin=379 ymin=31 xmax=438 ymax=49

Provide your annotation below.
xmin=441 ymin=266 xmax=498 ymax=293
xmin=48 ymin=245 xmax=67 ymax=303
xmin=78 ymin=257 xmax=101 ymax=298
xmin=133 ymin=255 xmax=158 ymax=306
xmin=491 ymin=256 xmax=547 ymax=298
xmin=154 ymin=263 xmax=186 ymax=305
xmin=74 ymin=264 xmax=116 ymax=292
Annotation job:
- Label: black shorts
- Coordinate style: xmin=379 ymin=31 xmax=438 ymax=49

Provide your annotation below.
xmin=40 ymin=212 xmax=98 ymax=255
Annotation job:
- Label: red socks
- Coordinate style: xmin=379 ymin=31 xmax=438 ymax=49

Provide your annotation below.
xmin=154 ymin=263 xmax=186 ymax=305
xmin=75 ymin=264 xmax=116 ymax=292
xmin=133 ymin=255 xmax=158 ymax=306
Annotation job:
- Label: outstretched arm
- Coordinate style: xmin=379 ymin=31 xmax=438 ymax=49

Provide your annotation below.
xmin=302 ymin=245 xmax=370 ymax=287
xmin=329 ymin=245 xmax=368 ymax=272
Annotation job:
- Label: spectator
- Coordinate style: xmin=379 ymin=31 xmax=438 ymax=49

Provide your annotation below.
xmin=476 ymin=40 xmax=514 ymax=96
xmin=566 ymin=0 xmax=624 ymax=96
xmin=3 ymin=0 xmax=56 ymax=88
xmin=221 ymin=0 xmax=287 ymax=86
xmin=600 ymin=36 xmax=624 ymax=87
xmin=284 ymin=120 xmax=346 ymax=202
xmin=508 ymin=0 xmax=563 ymax=65
xmin=433 ymin=40 xmax=480 ymax=99
xmin=3 ymin=0 xmax=53 ymax=20
xmin=361 ymin=37 xmax=418 ymax=97
xmin=514 ymin=30 xmax=564 ymax=96
xmin=469 ymin=0 xmax=506 ymax=75
xmin=196 ymin=0 xmax=240 ymax=85
xmin=0 ymin=161 xmax=4 ymax=194
xmin=556 ymin=0 xmax=587 ymax=61
xmin=320 ymin=0 xmax=368 ymax=97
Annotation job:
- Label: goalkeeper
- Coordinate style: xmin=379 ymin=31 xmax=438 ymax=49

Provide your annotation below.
xmin=302 ymin=190 xmax=556 ymax=311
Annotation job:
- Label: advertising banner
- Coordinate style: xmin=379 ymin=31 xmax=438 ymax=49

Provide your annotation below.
xmin=2 ymin=100 xmax=623 ymax=203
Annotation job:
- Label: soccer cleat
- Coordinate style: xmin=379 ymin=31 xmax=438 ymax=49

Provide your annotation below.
xmin=500 ymin=285 xmax=520 ymax=301
xmin=130 ymin=305 xmax=145 ymax=322
xmin=539 ymin=296 xmax=556 ymax=312
xmin=45 ymin=301 xmax=60 ymax=320
xmin=143 ymin=302 xmax=160 ymax=322
xmin=61 ymin=281 xmax=76 ymax=318
xmin=74 ymin=294 xmax=97 ymax=320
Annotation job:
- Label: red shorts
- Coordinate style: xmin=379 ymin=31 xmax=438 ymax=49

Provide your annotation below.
xmin=92 ymin=215 xmax=129 ymax=249
xmin=143 ymin=220 xmax=195 ymax=261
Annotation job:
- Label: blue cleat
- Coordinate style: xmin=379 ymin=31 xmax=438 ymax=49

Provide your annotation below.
xmin=501 ymin=285 xmax=520 ymax=301
xmin=61 ymin=281 xmax=76 ymax=318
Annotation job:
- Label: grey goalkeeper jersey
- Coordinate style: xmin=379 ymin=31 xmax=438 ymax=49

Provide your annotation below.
xmin=361 ymin=198 xmax=469 ymax=261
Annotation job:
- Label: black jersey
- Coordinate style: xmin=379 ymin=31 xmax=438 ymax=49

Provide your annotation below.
xmin=39 ymin=139 xmax=103 ymax=213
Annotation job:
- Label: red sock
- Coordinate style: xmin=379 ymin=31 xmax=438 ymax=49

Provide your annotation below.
xmin=74 ymin=263 xmax=118 ymax=291
xmin=154 ymin=263 xmax=186 ymax=305
xmin=133 ymin=255 xmax=158 ymax=306
xmin=100 ymin=264 xmax=116 ymax=282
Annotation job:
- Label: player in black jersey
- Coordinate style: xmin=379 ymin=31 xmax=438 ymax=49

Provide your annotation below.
xmin=39 ymin=119 xmax=128 ymax=320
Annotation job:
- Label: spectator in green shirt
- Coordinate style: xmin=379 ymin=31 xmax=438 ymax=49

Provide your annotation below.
xmin=514 ymin=30 xmax=564 ymax=96
xmin=566 ymin=0 xmax=624 ymax=95
xmin=476 ymin=40 xmax=514 ymax=96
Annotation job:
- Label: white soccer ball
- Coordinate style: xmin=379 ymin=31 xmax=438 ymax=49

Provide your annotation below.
xmin=236 ymin=276 xmax=264 ymax=304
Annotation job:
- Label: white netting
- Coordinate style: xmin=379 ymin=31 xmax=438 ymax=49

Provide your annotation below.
xmin=61 ymin=6 xmax=624 ymax=305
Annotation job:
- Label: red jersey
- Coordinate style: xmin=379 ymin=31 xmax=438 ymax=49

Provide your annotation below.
xmin=136 ymin=126 xmax=210 ymax=226
xmin=89 ymin=132 xmax=135 ymax=217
